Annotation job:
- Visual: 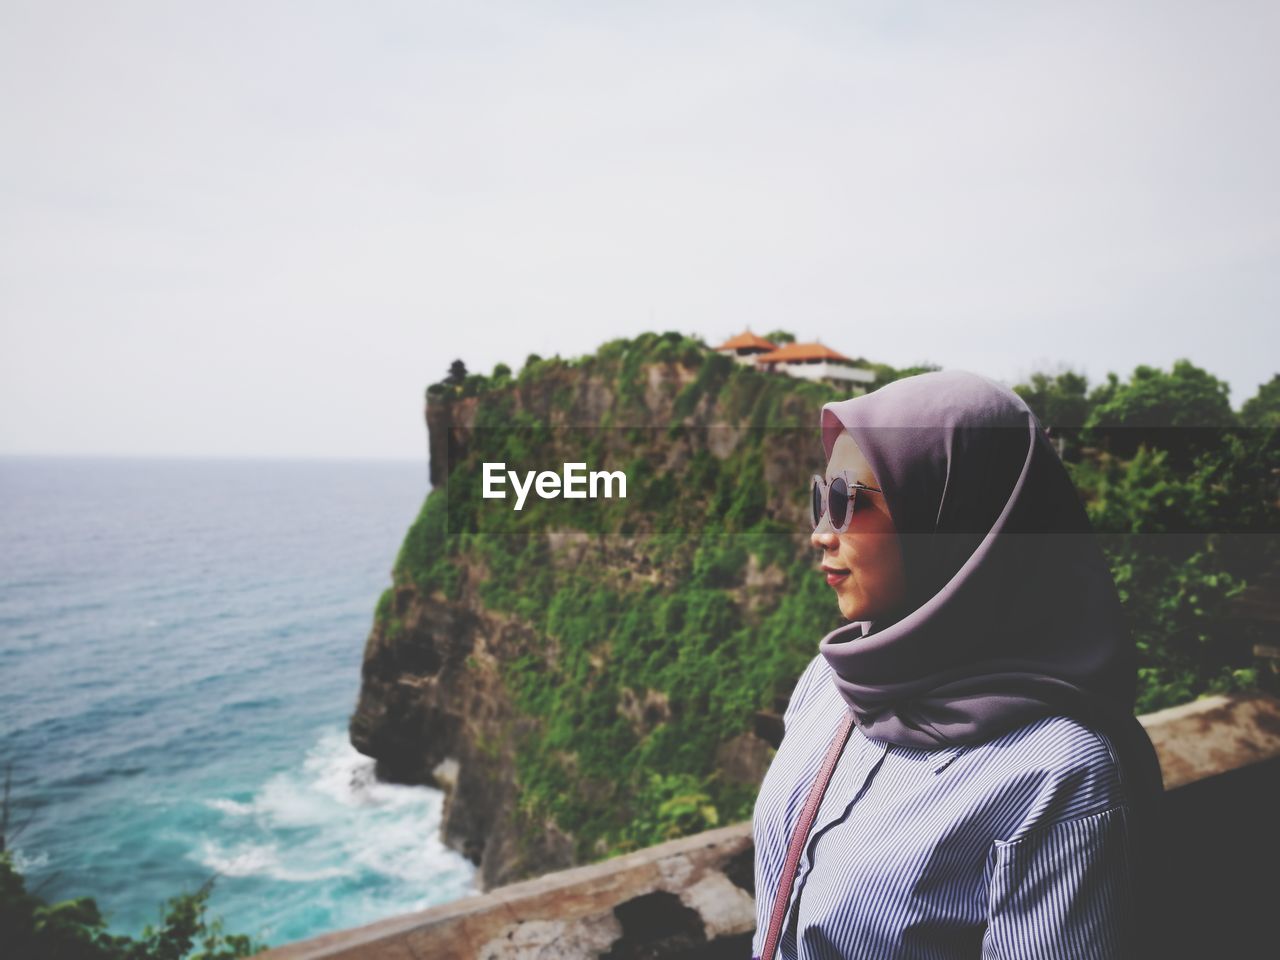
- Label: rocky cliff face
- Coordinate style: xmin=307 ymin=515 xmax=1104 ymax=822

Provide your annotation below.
xmin=350 ymin=572 xmax=575 ymax=884
xmin=349 ymin=335 xmax=846 ymax=888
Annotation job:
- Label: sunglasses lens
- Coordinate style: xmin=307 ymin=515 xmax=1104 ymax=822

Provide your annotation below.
xmin=829 ymin=476 xmax=849 ymax=530
xmin=811 ymin=478 xmax=824 ymax=528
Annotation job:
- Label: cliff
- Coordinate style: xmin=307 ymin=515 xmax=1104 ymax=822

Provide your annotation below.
xmin=348 ymin=333 xmax=858 ymax=888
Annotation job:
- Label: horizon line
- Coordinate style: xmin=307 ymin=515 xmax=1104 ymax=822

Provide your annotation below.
xmin=0 ymin=451 xmax=427 ymax=465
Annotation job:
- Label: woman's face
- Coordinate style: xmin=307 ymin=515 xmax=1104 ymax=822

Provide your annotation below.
xmin=811 ymin=432 xmax=907 ymax=622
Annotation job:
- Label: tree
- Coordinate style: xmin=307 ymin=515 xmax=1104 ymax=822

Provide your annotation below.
xmin=762 ymin=330 xmax=796 ymax=345
xmin=1079 ymin=443 xmax=1268 ymax=713
xmin=1087 ymin=371 xmax=1121 ymax=411
xmin=868 ymin=362 xmax=941 ymax=392
xmin=1084 ymin=359 xmax=1237 ymax=464
xmin=1241 ymin=374 xmax=1280 ymax=428
xmin=1013 ymin=368 xmax=1092 ymax=429
xmin=445 ymin=359 xmax=468 ymax=386
xmin=1088 ymin=359 xmax=1235 ymax=428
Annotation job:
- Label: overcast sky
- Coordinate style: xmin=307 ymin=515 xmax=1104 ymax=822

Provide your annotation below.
xmin=2 ymin=0 xmax=1276 ymax=460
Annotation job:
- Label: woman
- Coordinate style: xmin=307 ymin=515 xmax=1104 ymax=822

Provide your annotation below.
xmin=751 ymin=370 xmax=1164 ymax=960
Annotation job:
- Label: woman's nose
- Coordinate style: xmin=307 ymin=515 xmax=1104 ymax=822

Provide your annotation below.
xmin=811 ymin=523 xmax=839 ymax=552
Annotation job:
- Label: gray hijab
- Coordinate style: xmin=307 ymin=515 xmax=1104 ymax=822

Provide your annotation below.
xmin=817 ymin=370 xmax=1147 ymax=753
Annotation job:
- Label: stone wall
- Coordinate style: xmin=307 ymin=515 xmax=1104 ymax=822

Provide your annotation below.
xmin=261 ymin=692 xmax=1280 ymax=960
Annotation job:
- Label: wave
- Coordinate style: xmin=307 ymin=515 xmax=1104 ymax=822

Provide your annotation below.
xmin=197 ymin=727 xmax=475 ymax=890
xmin=195 ymin=840 xmax=351 ymax=883
xmin=9 ymin=848 xmax=50 ymax=872
xmin=205 ymin=798 xmax=255 ymax=816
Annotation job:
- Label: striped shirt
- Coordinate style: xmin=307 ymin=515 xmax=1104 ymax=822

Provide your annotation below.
xmin=752 ymin=654 xmax=1138 ymax=959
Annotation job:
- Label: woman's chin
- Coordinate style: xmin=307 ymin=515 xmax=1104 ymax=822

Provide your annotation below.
xmin=837 ymin=597 xmax=867 ymax=621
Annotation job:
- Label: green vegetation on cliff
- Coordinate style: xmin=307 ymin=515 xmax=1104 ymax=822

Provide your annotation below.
xmin=402 ymin=333 xmax=850 ymax=857
xmin=1015 ymin=362 xmax=1280 ymax=712
xmin=381 ymin=335 xmax=1276 ymax=863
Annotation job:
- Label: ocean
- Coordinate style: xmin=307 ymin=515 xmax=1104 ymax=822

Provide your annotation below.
xmin=0 ymin=456 xmax=476 ymax=949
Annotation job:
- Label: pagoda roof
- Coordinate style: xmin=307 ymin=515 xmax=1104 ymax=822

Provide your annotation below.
xmin=754 ymin=342 xmax=854 ymax=364
xmin=715 ymin=331 xmax=777 ymax=352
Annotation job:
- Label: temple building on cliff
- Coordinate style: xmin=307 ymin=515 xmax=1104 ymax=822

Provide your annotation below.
xmin=714 ymin=330 xmax=876 ymax=391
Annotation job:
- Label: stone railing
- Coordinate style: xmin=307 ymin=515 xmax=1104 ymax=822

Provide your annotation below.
xmin=258 ymin=692 xmax=1280 ymax=960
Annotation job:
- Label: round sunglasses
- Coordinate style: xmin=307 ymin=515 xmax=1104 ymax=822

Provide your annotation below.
xmin=810 ymin=472 xmax=882 ymax=532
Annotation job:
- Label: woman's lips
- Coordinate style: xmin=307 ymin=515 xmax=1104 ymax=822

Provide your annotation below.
xmin=822 ymin=566 xmax=850 ymax=586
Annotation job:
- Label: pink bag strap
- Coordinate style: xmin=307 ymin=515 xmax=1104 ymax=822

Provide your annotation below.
xmin=756 ymin=710 xmax=856 ymax=960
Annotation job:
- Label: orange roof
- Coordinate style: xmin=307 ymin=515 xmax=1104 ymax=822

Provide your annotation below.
xmin=754 ymin=342 xmax=853 ymax=364
xmin=715 ymin=330 xmax=777 ymax=352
